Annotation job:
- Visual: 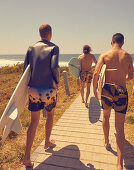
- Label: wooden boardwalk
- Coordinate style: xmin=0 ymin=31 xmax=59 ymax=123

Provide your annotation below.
xmin=21 ymin=86 xmax=133 ymax=170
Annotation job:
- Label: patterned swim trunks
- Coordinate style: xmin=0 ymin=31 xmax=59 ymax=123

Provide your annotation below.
xmin=80 ymin=71 xmax=93 ymax=84
xmin=28 ymin=87 xmax=57 ymax=112
xmin=101 ymin=84 xmax=128 ymax=114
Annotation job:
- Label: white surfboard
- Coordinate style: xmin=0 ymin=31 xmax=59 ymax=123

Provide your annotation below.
xmin=68 ymin=58 xmax=81 ymax=78
xmin=0 ymin=65 xmax=30 ymax=141
xmin=97 ymin=64 xmax=106 ymax=100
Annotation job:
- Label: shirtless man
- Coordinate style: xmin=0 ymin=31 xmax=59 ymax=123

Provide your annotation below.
xmin=93 ymin=33 xmax=133 ymax=170
xmin=78 ymin=45 xmax=97 ymax=107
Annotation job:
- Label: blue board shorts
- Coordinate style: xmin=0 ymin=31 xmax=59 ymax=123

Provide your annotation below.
xmin=28 ymin=87 xmax=57 ymax=112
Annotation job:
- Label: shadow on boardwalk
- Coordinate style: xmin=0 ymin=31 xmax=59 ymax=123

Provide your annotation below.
xmin=25 ymin=142 xmax=134 ymax=170
xmin=88 ymin=97 xmax=101 ymax=124
xmin=28 ymin=145 xmax=100 ymax=170
xmin=124 ymin=140 xmax=134 ymax=170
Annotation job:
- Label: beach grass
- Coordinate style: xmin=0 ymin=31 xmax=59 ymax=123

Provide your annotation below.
xmin=0 ymin=64 xmax=80 ymax=170
xmin=0 ymin=64 xmax=134 ymax=169
xmin=126 ymin=74 xmax=134 ymax=123
xmin=124 ymin=74 xmax=134 ymax=149
xmin=0 ymin=63 xmax=23 ymax=74
xmin=126 ymin=115 xmax=134 ymax=124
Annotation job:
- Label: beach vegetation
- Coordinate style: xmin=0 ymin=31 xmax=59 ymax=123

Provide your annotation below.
xmin=0 ymin=63 xmax=23 ymax=74
xmin=126 ymin=115 xmax=134 ymax=124
xmin=126 ymin=70 xmax=134 ymax=125
xmin=0 ymin=63 xmax=80 ymax=170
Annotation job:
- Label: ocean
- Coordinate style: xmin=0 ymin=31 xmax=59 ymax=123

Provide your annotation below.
xmin=0 ymin=54 xmax=134 ymax=67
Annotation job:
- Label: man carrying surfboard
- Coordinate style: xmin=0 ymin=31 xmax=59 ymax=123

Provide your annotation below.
xmin=78 ymin=45 xmax=97 ymax=107
xmin=93 ymin=33 xmax=133 ymax=170
xmin=23 ymin=24 xmax=59 ymax=167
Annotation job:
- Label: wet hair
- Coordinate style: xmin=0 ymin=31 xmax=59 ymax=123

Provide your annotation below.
xmin=39 ymin=24 xmax=52 ymax=39
xmin=112 ymin=33 xmax=124 ymax=44
xmin=83 ymin=45 xmax=91 ymax=54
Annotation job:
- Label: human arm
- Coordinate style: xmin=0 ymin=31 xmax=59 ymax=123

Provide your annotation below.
xmin=78 ymin=55 xmax=82 ymax=60
xmin=91 ymin=54 xmax=97 ymax=69
xmin=23 ymin=47 xmax=32 ymax=73
xmin=126 ymin=54 xmax=133 ymax=81
xmin=51 ymin=46 xmax=60 ymax=86
xmin=93 ymin=54 xmax=104 ymax=99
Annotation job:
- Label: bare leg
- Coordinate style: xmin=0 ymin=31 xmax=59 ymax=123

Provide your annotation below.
xmin=44 ymin=108 xmax=55 ymax=149
xmin=85 ymin=83 xmax=91 ymax=104
xmin=115 ymin=112 xmax=125 ymax=170
xmin=80 ymin=83 xmax=85 ymax=103
xmin=23 ymin=111 xmax=40 ymax=166
xmin=103 ymin=108 xmax=111 ymax=149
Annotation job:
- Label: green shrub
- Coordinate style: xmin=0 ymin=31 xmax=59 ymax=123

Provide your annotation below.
xmin=126 ymin=116 xmax=134 ymax=124
xmin=0 ymin=63 xmax=23 ymax=74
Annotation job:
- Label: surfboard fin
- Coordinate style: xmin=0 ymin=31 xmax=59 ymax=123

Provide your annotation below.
xmin=2 ymin=116 xmax=21 ymax=141
xmin=0 ymin=103 xmax=17 ymax=130
xmin=11 ymin=116 xmax=21 ymax=134
xmin=2 ymin=103 xmax=19 ymax=141
xmin=2 ymin=119 xmax=13 ymax=141
xmin=6 ymin=103 xmax=18 ymax=120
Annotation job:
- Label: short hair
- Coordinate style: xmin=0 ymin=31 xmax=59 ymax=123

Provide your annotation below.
xmin=83 ymin=45 xmax=91 ymax=54
xmin=112 ymin=33 xmax=124 ymax=44
xmin=39 ymin=24 xmax=52 ymax=39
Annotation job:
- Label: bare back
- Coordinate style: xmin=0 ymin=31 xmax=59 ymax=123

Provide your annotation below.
xmin=78 ymin=53 xmax=96 ymax=72
xmin=103 ymin=48 xmax=133 ymax=87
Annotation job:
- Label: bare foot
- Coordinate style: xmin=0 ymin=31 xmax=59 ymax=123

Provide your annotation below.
xmin=23 ymin=159 xmax=34 ymax=167
xmin=104 ymin=143 xmax=111 ymax=150
xmin=85 ymin=102 xmax=88 ymax=108
xmin=117 ymin=165 xmax=123 ymax=170
xmin=82 ymin=99 xmax=84 ymax=103
xmin=44 ymin=139 xmax=55 ymax=149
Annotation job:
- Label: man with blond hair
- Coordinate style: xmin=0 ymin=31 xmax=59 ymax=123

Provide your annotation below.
xmin=93 ymin=33 xmax=133 ymax=170
xmin=23 ymin=24 xmax=59 ymax=167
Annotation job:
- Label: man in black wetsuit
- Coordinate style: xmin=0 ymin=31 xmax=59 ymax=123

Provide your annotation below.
xmin=23 ymin=24 xmax=59 ymax=167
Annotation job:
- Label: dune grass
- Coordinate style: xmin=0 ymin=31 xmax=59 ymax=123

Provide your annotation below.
xmin=0 ymin=64 xmax=80 ymax=170
xmin=126 ymin=115 xmax=134 ymax=124
xmin=124 ymin=73 xmax=134 ymax=148
xmin=0 ymin=64 xmax=134 ymax=169
xmin=126 ymin=74 xmax=134 ymax=124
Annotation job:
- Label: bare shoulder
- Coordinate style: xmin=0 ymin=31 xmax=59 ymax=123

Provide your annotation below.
xmin=90 ymin=53 xmax=95 ymax=58
xmin=98 ymin=52 xmax=108 ymax=60
xmin=122 ymin=50 xmax=132 ymax=62
xmin=89 ymin=54 xmax=97 ymax=63
xmin=100 ymin=50 xmax=113 ymax=61
xmin=103 ymin=49 xmax=112 ymax=56
xmin=78 ymin=54 xmax=83 ymax=60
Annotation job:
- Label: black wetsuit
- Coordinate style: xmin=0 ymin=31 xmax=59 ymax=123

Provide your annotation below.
xmin=23 ymin=40 xmax=59 ymax=89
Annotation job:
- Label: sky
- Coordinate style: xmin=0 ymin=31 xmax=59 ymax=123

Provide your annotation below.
xmin=0 ymin=0 xmax=134 ymax=54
